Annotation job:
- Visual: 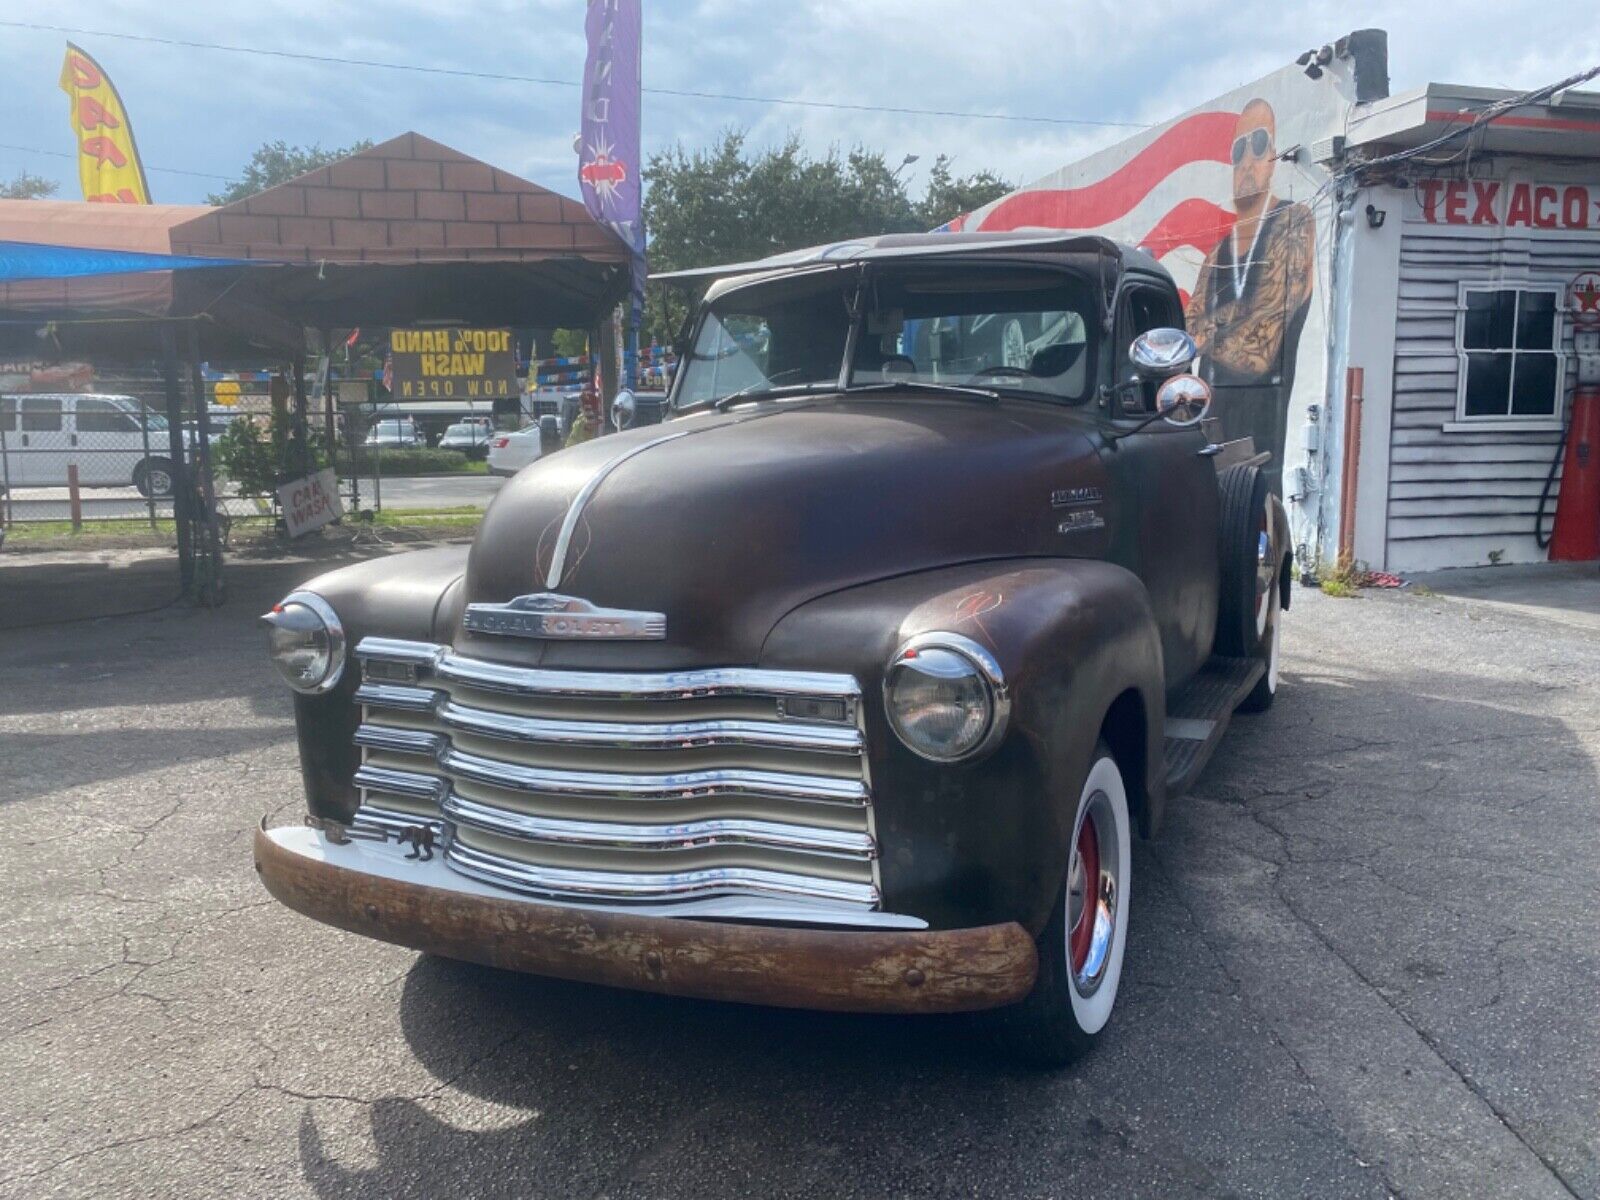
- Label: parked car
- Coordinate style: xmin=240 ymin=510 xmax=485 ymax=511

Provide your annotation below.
xmin=438 ymin=421 xmax=492 ymax=459
xmin=256 ymin=232 xmax=1291 ymax=1066
xmin=363 ymin=417 xmax=423 ymax=449
xmin=485 ymin=424 xmax=543 ymax=476
xmin=0 ymin=392 xmax=177 ymax=497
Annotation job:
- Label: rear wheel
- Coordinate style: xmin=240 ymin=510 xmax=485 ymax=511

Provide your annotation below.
xmin=1238 ymin=575 xmax=1282 ymax=713
xmin=133 ymin=457 xmax=175 ymax=499
xmin=1215 ymin=465 xmax=1274 ymax=657
xmin=994 ymin=744 xmax=1131 ymax=1067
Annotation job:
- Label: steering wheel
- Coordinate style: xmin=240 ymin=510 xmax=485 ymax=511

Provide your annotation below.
xmin=968 ymin=365 xmax=1032 ymax=383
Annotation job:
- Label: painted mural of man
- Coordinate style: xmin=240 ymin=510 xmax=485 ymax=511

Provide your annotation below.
xmin=1187 ymin=98 xmax=1316 ymax=386
xmin=1183 ymin=98 xmax=1316 ymax=490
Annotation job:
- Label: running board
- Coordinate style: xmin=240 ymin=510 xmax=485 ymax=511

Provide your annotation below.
xmin=1161 ymin=655 xmax=1264 ymax=797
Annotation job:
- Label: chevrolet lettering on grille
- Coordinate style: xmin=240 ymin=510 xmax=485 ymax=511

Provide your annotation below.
xmin=462 ymin=593 xmax=667 ymax=640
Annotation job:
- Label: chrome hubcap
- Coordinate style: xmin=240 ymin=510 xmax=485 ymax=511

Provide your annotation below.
xmin=1067 ymin=790 xmax=1121 ymax=995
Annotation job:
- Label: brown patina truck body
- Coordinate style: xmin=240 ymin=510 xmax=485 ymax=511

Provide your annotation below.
xmin=256 ymin=233 xmax=1290 ymax=1037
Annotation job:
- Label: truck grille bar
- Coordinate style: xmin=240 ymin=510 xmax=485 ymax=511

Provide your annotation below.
xmin=349 ymin=638 xmax=880 ymax=913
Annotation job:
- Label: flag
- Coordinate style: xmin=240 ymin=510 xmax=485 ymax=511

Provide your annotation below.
xmin=344 ymin=328 xmax=360 ymax=363
xmin=578 ymin=0 xmax=646 ymax=315
xmin=958 ymin=109 xmax=1241 ymax=307
xmin=381 ymin=350 xmax=393 ymax=393
xmin=58 ymin=43 xmax=151 ymax=204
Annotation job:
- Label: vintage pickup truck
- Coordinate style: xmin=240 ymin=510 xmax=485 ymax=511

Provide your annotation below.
xmin=255 ymin=232 xmax=1291 ymax=1064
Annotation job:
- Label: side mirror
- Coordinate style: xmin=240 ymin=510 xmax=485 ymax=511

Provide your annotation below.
xmin=1128 ymin=327 xmax=1198 ymax=377
xmin=1155 ymin=373 xmax=1212 ymax=427
xmin=611 ymin=389 xmax=637 ymax=431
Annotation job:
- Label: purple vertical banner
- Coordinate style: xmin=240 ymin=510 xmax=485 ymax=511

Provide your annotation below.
xmin=579 ymin=0 xmax=646 ymax=386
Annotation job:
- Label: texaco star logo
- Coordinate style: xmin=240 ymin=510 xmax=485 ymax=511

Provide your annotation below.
xmin=1569 ymin=272 xmax=1600 ymax=328
xmin=580 ymin=132 xmax=629 ymax=212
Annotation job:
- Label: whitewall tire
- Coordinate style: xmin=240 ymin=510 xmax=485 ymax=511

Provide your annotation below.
xmin=994 ymin=742 xmax=1131 ymax=1066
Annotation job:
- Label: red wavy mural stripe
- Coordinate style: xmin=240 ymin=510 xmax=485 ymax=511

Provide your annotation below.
xmin=976 ymin=109 xmax=1239 ymax=233
xmin=1137 ymin=196 xmax=1236 ymax=260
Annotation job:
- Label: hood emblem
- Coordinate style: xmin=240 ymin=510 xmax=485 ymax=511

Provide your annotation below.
xmin=463 ymin=593 xmax=666 ymax=640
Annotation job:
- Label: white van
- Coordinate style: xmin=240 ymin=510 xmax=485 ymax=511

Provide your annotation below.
xmin=0 ymin=393 xmax=177 ymax=497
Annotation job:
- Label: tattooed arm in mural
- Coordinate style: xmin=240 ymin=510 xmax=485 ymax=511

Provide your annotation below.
xmin=1189 ymin=204 xmax=1315 ymax=381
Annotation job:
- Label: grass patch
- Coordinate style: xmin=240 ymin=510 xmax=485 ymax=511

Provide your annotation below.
xmin=1319 ymin=578 xmax=1360 ymax=598
xmin=3 ymin=507 xmax=482 ymax=550
xmin=3 ymin=517 xmax=179 ymax=542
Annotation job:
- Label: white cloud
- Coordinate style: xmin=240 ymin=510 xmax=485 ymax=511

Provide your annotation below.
xmin=1 ymin=0 xmax=1594 ymax=204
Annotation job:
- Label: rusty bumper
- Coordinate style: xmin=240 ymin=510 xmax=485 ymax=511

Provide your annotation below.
xmin=253 ymin=824 xmax=1038 ymax=1014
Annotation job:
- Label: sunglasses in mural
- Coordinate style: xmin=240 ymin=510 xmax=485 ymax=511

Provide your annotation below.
xmin=1231 ymin=127 xmax=1273 ymax=164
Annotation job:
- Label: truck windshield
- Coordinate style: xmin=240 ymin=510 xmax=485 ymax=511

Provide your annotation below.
xmin=673 ymin=271 xmax=851 ymax=409
xmin=673 ymin=263 xmax=1096 ymax=410
xmin=849 ymin=268 xmax=1095 ymax=404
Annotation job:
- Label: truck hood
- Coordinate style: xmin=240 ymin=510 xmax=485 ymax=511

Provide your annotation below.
xmin=458 ymin=396 xmax=1108 ymax=668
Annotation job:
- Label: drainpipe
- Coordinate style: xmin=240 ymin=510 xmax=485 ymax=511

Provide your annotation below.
xmin=1337 ymin=366 xmax=1364 ymax=567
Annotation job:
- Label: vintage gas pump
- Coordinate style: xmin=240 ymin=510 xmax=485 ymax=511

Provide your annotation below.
xmin=1545 ymin=273 xmax=1600 ymax=561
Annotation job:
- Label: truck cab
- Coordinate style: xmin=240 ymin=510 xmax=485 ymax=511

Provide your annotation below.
xmin=255 ymin=232 xmax=1291 ymax=1065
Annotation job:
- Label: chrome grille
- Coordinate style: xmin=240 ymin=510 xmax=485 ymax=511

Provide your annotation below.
xmin=349 ymin=638 xmax=879 ymax=913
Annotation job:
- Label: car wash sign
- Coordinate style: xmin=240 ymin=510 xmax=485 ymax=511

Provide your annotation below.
xmin=1416 ymin=180 xmax=1600 ymax=231
xmin=387 ymin=329 xmax=518 ymax=400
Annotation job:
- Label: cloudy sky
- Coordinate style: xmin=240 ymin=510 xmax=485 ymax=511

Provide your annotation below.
xmin=3 ymin=0 xmax=1597 ymax=207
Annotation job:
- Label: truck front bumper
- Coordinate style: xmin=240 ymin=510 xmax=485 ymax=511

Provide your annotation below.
xmin=254 ymin=823 xmax=1038 ymax=1014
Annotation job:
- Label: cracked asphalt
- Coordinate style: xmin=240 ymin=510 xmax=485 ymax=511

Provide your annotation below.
xmin=1 ymin=549 xmax=1596 ymax=1199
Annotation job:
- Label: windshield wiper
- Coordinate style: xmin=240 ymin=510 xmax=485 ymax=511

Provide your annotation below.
xmin=843 ymin=379 xmax=1001 ymax=402
xmin=711 ymin=379 xmax=835 ymax=411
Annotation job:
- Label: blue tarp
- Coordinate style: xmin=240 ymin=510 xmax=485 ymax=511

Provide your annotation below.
xmin=0 ymin=239 xmax=256 ymax=283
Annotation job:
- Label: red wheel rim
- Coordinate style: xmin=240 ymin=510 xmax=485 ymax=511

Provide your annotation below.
xmin=1069 ymin=815 xmax=1100 ymax=973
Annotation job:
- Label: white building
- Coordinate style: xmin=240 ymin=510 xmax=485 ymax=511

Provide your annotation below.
xmin=960 ymin=30 xmax=1600 ymax=572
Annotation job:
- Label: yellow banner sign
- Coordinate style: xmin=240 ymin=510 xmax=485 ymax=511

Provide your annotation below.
xmin=58 ymin=42 xmax=151 ymax=204
xmin=388 ymin=329 xmax=518 ymax=399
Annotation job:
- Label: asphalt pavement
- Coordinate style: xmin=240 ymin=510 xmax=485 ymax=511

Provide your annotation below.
xmin=0 ymin=553 xmax=1596 ymax=1199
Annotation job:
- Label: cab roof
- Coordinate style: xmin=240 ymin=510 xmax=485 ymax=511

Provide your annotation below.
xmin=650 ymin=231 xmax=1163 ymax=286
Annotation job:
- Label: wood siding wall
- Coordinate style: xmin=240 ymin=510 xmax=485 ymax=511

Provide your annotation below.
xmin=1387 ymin=184 xmax=1596 ymax=572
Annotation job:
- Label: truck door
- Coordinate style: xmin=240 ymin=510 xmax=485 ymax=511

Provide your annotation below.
xmin=16 ymin=396 xmax=68 ymax=487
xmin=1102 ymin=282 xmax=1220 ymax=686
xmin=72 ymin=396 xmax=145 ymax=486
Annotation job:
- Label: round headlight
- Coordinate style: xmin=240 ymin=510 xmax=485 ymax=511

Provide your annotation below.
xmin=884 ymin=634 xmax=1009 ymax=762
xmin=262 ymin=591 xmax=345 ymax=694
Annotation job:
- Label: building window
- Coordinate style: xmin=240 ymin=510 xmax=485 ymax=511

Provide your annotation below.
xmin=1457 ymin=285 xmax=1563 ymax=422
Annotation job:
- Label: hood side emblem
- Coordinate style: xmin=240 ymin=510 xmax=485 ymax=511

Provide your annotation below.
xmin=464 ymin=593 xmax=666 ymax=640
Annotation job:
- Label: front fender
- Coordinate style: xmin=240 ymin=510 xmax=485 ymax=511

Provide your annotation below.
xmin=284 ymin=545 xmax=468 ymax=820
xmin=760 ymin=558 xmax=1165 ymax=935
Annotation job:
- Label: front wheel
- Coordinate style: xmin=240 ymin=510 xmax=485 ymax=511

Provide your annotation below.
xmin=993 ymin=744 xmax=1131 ymax=1067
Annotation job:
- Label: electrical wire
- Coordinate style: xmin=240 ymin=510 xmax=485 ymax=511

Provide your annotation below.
xmin=0 ymin=19 xmax=1149 ymax=130
xmin=0 ymin=140 xmax=233 ymax=182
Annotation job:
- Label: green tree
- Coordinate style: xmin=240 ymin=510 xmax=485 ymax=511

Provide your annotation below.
xmin=914 ymin=154 xmax=1011 ymax=229
xmin=1 ymin=171 xmax=59 ymax=200
xmin=207 ymin=139 xmax=375 ymax=205
xmin=640 ymin=131 xmax=1010 ymax=344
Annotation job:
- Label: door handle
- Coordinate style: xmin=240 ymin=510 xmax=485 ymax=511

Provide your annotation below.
xmin=70 ymin=434 xmax=78 ymax=447
xmin=20 ymin=433 xmax=27 ymax=448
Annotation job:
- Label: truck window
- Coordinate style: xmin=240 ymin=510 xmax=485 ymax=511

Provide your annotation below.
xmin=1118 ymin=286 xmax=1184 ymax=414
xmin=75 ymin=397 xmax=141 ymax=434
xmin=20 ymin=397 xmax=63 ymax=432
